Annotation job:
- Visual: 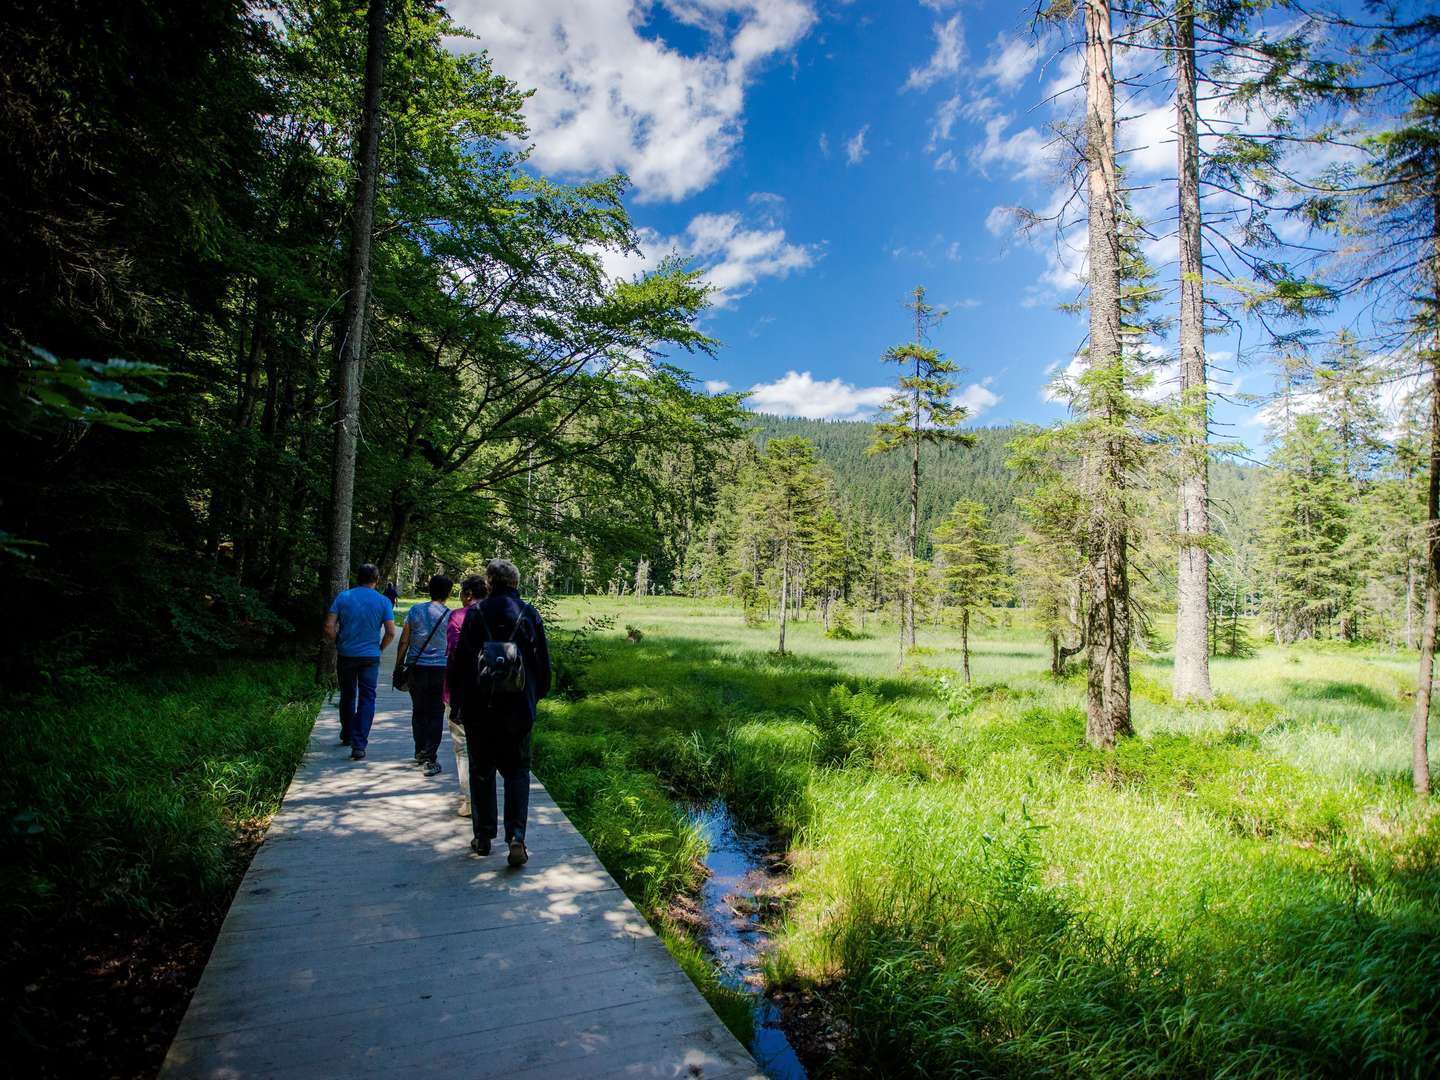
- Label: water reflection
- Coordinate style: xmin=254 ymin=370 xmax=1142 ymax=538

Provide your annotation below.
xmin=689 ymin=800 xmax=808 ymax=1080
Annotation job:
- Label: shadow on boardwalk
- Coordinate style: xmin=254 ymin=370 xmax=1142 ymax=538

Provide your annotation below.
xmin=161 ymin=644 xmax=760 ymax=1080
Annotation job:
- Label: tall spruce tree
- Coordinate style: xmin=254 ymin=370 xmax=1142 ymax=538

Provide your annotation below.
xmin=1259 ymin=413 xmax=1352 ymax=642
xmin=932 ymin=500 xmax=1008 ymax=683
xmin=867 ymin=286 xmax=974 ymax=654
xmin=750 ymin=436 xmax=827 ymax=655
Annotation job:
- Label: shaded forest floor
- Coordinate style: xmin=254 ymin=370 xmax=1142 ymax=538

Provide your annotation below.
xmin=534 ymin=596 xmax=1440 ymax=1078
xmin=0 ymin=660 xmax=321 ymax=1078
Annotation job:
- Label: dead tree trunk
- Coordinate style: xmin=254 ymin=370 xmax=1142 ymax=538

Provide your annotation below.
xmin=1172 ymin=0 xmax=1212 ymax=701
xmin=1082 ymin=0 xmax=1132 ymax=749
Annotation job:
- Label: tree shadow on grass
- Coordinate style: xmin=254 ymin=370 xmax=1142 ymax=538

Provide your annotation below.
xmin=576 ymin=634 xmax=937 ymax=729
xmin=1284 ymin=680 xmax=1397 ymax=711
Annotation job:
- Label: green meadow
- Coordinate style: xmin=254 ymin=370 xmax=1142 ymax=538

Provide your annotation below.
xmin=534 ymin=596 xmax=1439 ymax=1078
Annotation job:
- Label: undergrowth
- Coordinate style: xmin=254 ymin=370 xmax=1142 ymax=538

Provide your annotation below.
xmin=533 ymin=597 xmax=1440 ymax=1078
xmin=0 ymin=659 xmax=321 ymax=921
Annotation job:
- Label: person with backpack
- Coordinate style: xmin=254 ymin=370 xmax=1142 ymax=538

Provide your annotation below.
xmin=394 ymin=574 xmax=452 ymax=776
xmin=447 ymin=558 xmax=550 ymax=867
xmin=323 ymin=562 xmax=397 ymax=761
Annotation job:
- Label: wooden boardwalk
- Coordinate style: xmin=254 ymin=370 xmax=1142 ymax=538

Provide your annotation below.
xmin=161 ymin=642 xmax=761 ymax=1080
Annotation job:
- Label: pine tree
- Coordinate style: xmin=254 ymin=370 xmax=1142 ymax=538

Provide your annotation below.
xmin=932 ymin=500 xmax=1008 ymax=683
xmin=750 ymin=436 xmax=827 ymax=654
xmin=867 ymin=286 xmax=975 ymax=653
xmin=1259 ymin=414 xmax=1352 ymax=642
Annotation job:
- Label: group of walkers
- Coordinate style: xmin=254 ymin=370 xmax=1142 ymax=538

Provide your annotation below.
xmin=324 ymin=559 xmax=550 ymax=868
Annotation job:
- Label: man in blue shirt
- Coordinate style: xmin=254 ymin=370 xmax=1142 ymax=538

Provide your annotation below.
xmin=324 ymin=562 xmax=396 ymax=761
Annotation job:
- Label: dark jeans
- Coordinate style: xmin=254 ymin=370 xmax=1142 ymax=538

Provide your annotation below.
xmin=337 ymin=655 xmax=379 ymax=751
xmin=408 ymin=665 xmax=446 ymax=761
xmin=466 ymin=745 xmax=529 ymax=844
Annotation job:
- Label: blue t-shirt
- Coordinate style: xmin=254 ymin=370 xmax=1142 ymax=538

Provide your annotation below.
xmin=328 ymin=587 xmax=395 ymax=659
xmin=404 ymin=601 xmax=450 ymax=667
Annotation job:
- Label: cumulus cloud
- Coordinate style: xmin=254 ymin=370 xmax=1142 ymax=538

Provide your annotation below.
xmin=704 ymin=379 xmax=732 ymax=393
xmin=447 ymin=0 xmax=816 ymax=202
xmin=979 ymin=33 xmax=1045 ymax=89
xmin=845 ymin=124 xmax=870 ymax=165
xmin=957 ymin=379 xmax=1001 ymax=418
xmin=747 ymin=371 xmax=893 ymax=419
xmin=971 ymin=115 xmax=1054 ymax=180
xmin=604 ymin=204 xmax=819 ymax=307
xmin=746 ymin=370 xmax=999 ymax=422
xmin=904 ymin=14 xmax=966 ymax=91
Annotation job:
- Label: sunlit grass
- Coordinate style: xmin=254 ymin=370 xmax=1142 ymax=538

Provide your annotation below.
xmin=534 ymin=596 xmax=1439 ymax=1077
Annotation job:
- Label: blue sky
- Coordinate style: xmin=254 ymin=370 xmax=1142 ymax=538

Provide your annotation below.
xmin=448 ymin=0 xmax=1374 ymax=446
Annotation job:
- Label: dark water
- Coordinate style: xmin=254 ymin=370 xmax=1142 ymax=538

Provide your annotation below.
xmin=689 ymin=800 xmax=809 ymax=1080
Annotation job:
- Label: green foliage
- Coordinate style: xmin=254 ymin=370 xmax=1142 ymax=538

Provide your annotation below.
xmin=0 ymin=660 xmax=320 ymax=920
xmin=533 ymin=596 xmax=1440 ymax=1079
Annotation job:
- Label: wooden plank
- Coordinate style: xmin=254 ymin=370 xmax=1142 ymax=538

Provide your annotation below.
xmin=160 ymin=640 xmax=760 ymax=1079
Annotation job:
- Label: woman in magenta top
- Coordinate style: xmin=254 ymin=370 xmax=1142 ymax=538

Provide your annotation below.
xmin=444 ymin=575 xmax=486 ymax=817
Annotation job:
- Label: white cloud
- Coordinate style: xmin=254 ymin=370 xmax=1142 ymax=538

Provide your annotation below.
xmin=845 ymin=124 xmax=870 ymax=165
xmin=704 ymin=379 xmax=732 ymax=393
xmin=927 ymin=95 xmax=963 ymax=151
xmin=971 ymin=115 xmax=1053 ymax=180
xmin=818 ymin=132 xmax=830 ymax=157
xmin=447 ymin=0 xmax=815 ymax=202
xmin=979 ymin=33 xmax=1044 ymax=89
xmin=746 ymin=370 xmax=892 ymax=419
xmin=956 ymin=380 xmax=1001 ymax=418
xmin=984 ymin=205 xmax=1017 ymax=237
xmin=606 ymin=207 xmax=819 ymax=307
xmin=904 ymin=14 xmax=965 ymax=92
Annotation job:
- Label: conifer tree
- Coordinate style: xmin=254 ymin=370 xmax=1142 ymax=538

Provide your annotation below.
xmin=932 ymin=500 xmax=1008 ymax=682
xmin=1259 ymin=414 xmax=1352 ymax=642
xmin=750 ymin=436 xmax=827 ymax=654
xmin=867 ymin=286 xmax=974 ymax=653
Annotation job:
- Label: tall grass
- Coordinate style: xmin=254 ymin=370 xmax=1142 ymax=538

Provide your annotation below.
xmin=0 ymin=659 xmax=321 ymax=921
xmin=534 ymin=597 xmax=1440 ymax=1078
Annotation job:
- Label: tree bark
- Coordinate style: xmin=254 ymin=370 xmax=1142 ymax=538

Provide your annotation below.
xmin=1411 ymin=194 xmax=1439 ymax=794
xmin=320 ymin=0 xmax=387 ymax=680
xmin=1083 ymin=0 xmax=1132 ymax=749
xmin=1172 ymin=0 xmax=1212 ymax=701
xmin=778 ymin=538 xmax=790 ymax=655
xmin=961 ymin=609 xmax=972 ymax=684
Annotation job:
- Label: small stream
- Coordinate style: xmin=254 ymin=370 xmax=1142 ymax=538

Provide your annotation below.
xmin=689 ymin=800 xmax=809 ymax=1080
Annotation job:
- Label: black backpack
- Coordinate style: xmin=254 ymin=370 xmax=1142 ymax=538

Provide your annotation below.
xmin=475 ymin=612 xmax=527 ymax=694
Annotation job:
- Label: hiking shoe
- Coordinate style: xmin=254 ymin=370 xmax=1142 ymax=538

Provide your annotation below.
xmin=338 ymin=737 xmax=351 ymax=747
xmin=412 ymin=752 xmax=425 ymax=764
xmin=350 ymin=749 xmax=366 ymax=761
xmin=507 ymin=841 xmax=528 ymax=868
xmin=423 ymin=759 xmax=442 ymax=777
xmin=457 ymin=799 xmax=471 ymax=818
xmin=470 ymin=837 xmax=491 ymax=857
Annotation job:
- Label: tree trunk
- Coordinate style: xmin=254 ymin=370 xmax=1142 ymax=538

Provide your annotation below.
xmin=321 ymin=0 xmax=387 ymax=681
xmin=961 ymin=609 xmax=972 ymax=684
xmin=778 ymin=539 xmax=790 ymax=655
xmin=1172 ymin=0 xmax=1211 ymax=700
xmin=1083 ymin=0 xmax=1132 ymax=749
xmin=1411 ymin=224 xmax=1440 ymax=793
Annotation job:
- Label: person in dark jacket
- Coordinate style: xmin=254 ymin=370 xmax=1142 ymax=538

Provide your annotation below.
xmin=447 ymin=558 xmax=550 ymax=867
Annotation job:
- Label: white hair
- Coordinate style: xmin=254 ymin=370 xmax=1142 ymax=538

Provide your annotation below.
xmin=485 ymin=558 xmax=520 ymax=590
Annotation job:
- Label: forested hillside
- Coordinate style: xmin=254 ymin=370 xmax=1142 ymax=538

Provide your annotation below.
xmin=749 ymin=412 xmax=1264 ymax=550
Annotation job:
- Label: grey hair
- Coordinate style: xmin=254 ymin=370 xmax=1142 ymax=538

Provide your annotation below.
xmin=484 ymin=558 xmax=520 ymax=591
